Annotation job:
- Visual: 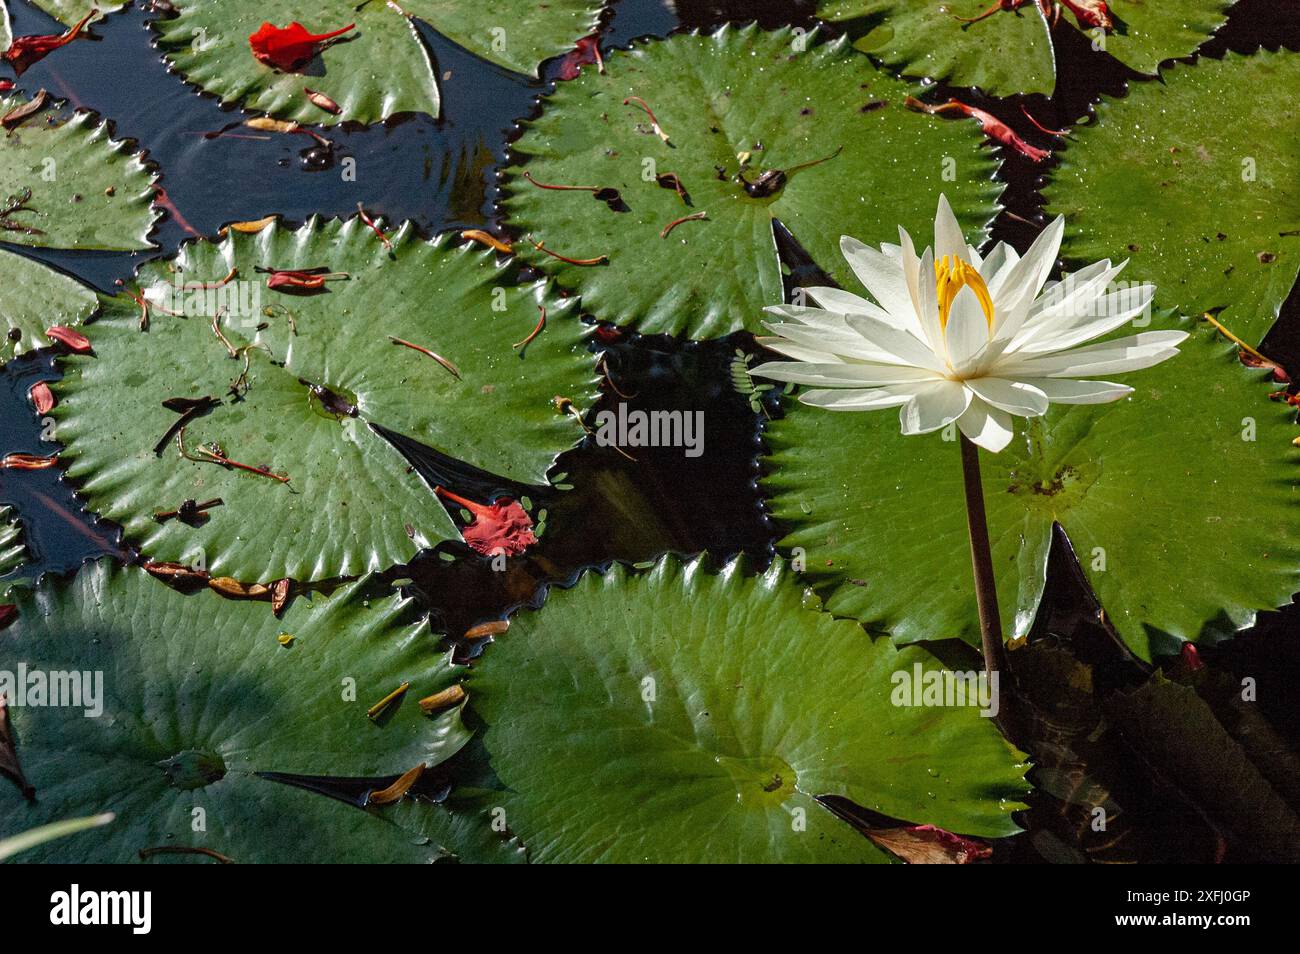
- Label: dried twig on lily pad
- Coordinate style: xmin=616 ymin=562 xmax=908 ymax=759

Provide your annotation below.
xmin=176 ymin=425 xmax=290 ymax=485
xmin=388 ymin=336 xmax=461 ymax=379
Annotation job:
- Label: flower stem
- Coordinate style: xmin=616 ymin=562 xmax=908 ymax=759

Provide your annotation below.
xmin=958 ymin=434 xmax=1017 ymax=736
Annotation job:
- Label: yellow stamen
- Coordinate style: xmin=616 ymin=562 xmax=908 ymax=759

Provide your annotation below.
xmin=934 ymin=255 xmax=994 ymax=331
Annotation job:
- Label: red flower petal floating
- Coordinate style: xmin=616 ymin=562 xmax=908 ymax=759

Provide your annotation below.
xmin=0 ymin=605 xmax=17 ymax=630
xmin=45 ymin=325 xmax=92 ymax=353
xmin=29 ymin=381 xmax=56 ymax=414
xmin=434 ymin=486 xmax=537 ymax=557
xmin=2 ymin=9 xmax=95 ymax=77
xmin=905 ymin=96 xmax=1050 ymax=163
xmin=248 ymin=21 xmax=355 ymax=72
xmin=556 ymin=34 xmax=604 ymax=81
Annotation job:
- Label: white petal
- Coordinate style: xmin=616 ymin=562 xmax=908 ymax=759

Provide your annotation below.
xmin=750 ymin=360 xmax=939 ymax=387
xmin=803 ymin=286 xmax=890 ymax=320
xmin=1030 ymin=259 xmax=1116 ymax=316
xmin=800 ymin=384 xmax=919 ymax=410
xmin=934 ymin=194 xmax=971 ymax=264
xmin=900 ymin=380 xmax=973 ymax=435
xmin=997 ymin=330 xmax=1188 ymax=378
xmin=956 ymin=398 xmax=1015 ymax=453
xmin=1022 ymin=378 xmax=1134 ymax=404
xmin=966 ymin=377 xmax=1049 ymax=417
xmin=992 ymin=215 xmax=1065 ymax=313
xmin=982 ymin=242 xmax=1021 ymax=296
xmin=842 ymin=313 xmax=948 ymax=373
xmin=943 ymin=285 xmax=992 ymax=370
xmin=760 ymin=321 xmax=904 ymax=364
xmin=914 ymin=245 xmax=945 ymax=357
xmin=754 ymin=338 xmax=844 ymax=365
xmin=1014 ymin=283 xmax=1156 ymax=354
xmin=839 ymin=235 xmax=916 ymax=321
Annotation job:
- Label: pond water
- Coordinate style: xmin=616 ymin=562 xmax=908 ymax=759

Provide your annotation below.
xmin=2 ymin=0 xmax=1298 ymax=862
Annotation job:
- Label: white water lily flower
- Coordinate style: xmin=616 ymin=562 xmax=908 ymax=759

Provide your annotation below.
xmin=751 ymin=195 xmax=1189 ymax=452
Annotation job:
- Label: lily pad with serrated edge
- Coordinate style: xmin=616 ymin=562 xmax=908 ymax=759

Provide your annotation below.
xmin=469 ymin=555 xmax=1030 ymax=863
xmin=49 ymin=217 xmax=597 ymax=583
xmin=0 ymin=93 xmax=158 ymax=251
xmin=152 ymin=0 xmax=605 ymax=127
xmin=20 ymin=2 xmax=130 ymax=26
xmin=762 ymin=320 xmax=1300 ymax=663
xmin=1044 ymin=50 xmax=1300 ymax=349
xmin=0 ymin=248 xmax=98 ymax=354
xmin=814 ymin=0 xmax=1234 ymax=97
xmin=0 ymin=506 xmax=23 ymax=576
xmin=500 ymin=24 xmax=1003 ymax=339
xmin=0 ymin=561 xmax=476 ymax=863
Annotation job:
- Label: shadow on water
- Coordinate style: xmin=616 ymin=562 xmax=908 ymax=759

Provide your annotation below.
xmin=2 ymin=0 xmax=1299 ymax=862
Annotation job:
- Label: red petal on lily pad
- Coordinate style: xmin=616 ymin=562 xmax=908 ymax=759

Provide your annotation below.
xmin=556 ymin=34 xmax=604 ymax=81
xmin=29 ymin=382 xmax=56 ymax=414
xmin=248 ymin=21 xmax=355 ymax=71
xmin=864 ymin=824 xmax=993 ymax=864
xmin=435 ymin=486 xmax=537 ymax=557
xmin=2 ymin=10 xmax=94 ymax=77
xmin=906 ymin=97 xmax=1050 ymax=163
xmin=0 ymin=605 xmax=17 ymax=630
xmin=45 ymin=326 xmax=92 ymax=353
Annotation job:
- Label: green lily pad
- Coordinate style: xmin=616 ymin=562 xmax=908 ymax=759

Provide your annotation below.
xmin=1045 ymin=51 xmax=1300 ymax=348
xmin=402 ymin=0 xmax=603 ymax=77
xmin=817 ymin=0 xmax=1056 ymax=96
xmin=0 ymin=248 xmax=98 ymax=354
xmin=0 ymin=561 xmax=475 ymax=863
xmin=763 ymin=323 xmax=1300 ymax=662
xmin=0 ymin=506 xmax=23 ymax=577
xmin=0 ymin=93 xmax=157 ymax=251
xmin=384 ymin=793 xmax=527 ymax=863
xmin=501 ymin=24 xmax=1002 ymax=339
xmin=470 ymin=555 xmax=1030 ymax=863
xmin=22 ymin=1 xmax=129 ymax=25
xmin=50 ymin=218 xmax=596 ymax=583
xmin=815 ymin=0 xmax=1233 ymax=97
xmin=153 ymin=0 xmax=604 ymax=127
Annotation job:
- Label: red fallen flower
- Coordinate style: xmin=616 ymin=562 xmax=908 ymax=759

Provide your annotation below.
xmin=45 ymin=325 xmax=92 ymax=353
xmin=2 ymin=9 xmax=95 ymax=77
xmin=248 ymin=21 xmax=355 ymax=71
xmin=1059 ymin=0 xmax=1112 ymax=30
xmin=29 ymin=381 xmax=55 ymax=414
xmin=0 ymin=605 xmax=17 ymax=630
xmin=0 ymin=80 xmax=13 ymax=93
xmin=556 ymin=34 xmax=604 ymax=81
xmin=864 ymin=824 xmax=993 ymax=864
xmin=593 ymin=325 xmax=624 ymax=345
xmin=2 ymin=453 xmax=58 ymax=470
xmin=256 ymin=266 xmax=348 ymax=291
xmin=1180 ymin=643 xmax=1205 ymax=672
xmin=434 ymin=486 xmax=537 ymax=557
xmin=905 ymin=96 xmax=1050 ymax=163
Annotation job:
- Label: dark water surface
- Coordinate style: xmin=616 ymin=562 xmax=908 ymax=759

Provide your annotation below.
xmin=2 ymin=0 xmax=1298 ymax=862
